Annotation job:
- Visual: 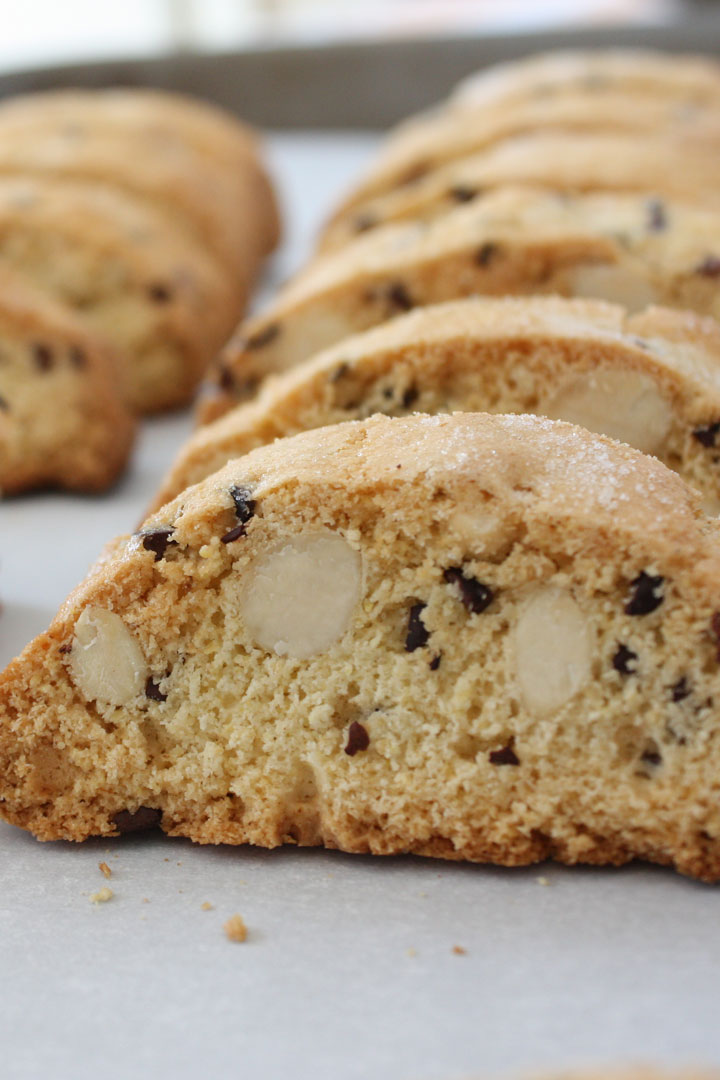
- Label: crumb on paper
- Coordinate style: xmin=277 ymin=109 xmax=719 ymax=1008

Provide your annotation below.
xmin=224 ymin=914 xmax=248 ymax=943
xmin=536 ymin=876 xmax=550 ymax=886
xmin=177 ymin=861 xmax=182 ymax=867
xmin=142 ymin=897 xmax=150 ymax=904
xmin=90 ymin=887 xmax=113 ymax=904
xmin=406 ymin=947 xmax=417 ymax=958
xmin=98 ymin=861 xmax=112 ymax=879
xmin=201 ymin=901 xmax=213 ymax=911
xmin=452 ymin=945 xmax=467 ymax=956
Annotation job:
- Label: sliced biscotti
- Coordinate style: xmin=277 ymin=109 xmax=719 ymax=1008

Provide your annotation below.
xmin=0 ymin=174 xmax=240 ymax=412
xmin=320 ymin=131 xmax=720 ymax=252
xmin=0 ymin=89 xmax=280 ymax=281
xmin=0 ymin=265 xmax=135 ymax=494
xmin=451 ymin=48 xmax=720 ymax=110
xmin=155 ymin=297 xmax=720 ymax=513
xmin=4 ymin=412 xmax=720 ymax=881
xmin=329 ymin=91 xmax=720 ymax=227
xmin=200 ymin=186 xmax=720 ymax=420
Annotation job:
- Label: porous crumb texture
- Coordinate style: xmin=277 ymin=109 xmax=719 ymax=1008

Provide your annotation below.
xmin=200 ymin=187 xmax=720 ymax=420
xmin=153 ymin=297 xmax=720 ymax=513
xmin=3 ymin=414 xmax=720 ymax=882
xmin=320 ymin=132 xmax=720 ymax=252
xmin=0 ymin=265 xmax=135 ymax=494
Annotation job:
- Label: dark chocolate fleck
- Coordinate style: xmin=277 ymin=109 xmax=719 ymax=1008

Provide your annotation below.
xmin=229 ymin=484 xmax=256 ymax=525
xmin=489 ymin=745 xmax=519 ymax=766
xmin=671 ymin=676 xmax=691 ymax=702
xmin=69 ymin=345 xmax=86 ymax=369
xmin=696 ymin=255 xmax=720 ymax=278
xmin=221 ymin=523 xmax=246 ymax=544
xmin=402 ymin=384 xmax=419 ymax=409
xmin=448 ymin=184 xmax=479 ymax=203
xmin=138 ymin=527 xmax=177 ymax=562
xmin=344 ymin=720 xmax=370 ymax=756
xmin=693 ymin=421 xmax=720 ymax=448
xmin=33 ymin=343 xmax=53 ymax=371
xmin=429 ymin=654 xmax=441 ymax=671
xmin=646 ymin=198 xmax=667 ymax=232
xmin=386 ymin=282 xmax=414 ymax=312
xmin=217 ymin=363 xmax=236 ymax=393
xmin=612 ymin=643 xmax=638 ymax=676
xmin=0 ymin=394 xmax=8 ymax=411
xmin=475 ymin=242 xmax=498 ymax=267
xmin=625 ymin=572 xmax=664 ymax=616
xmin=640 ymin=748 xmax=662 ymax=767
xmin=711 ymin=612 xmax=720 ymax=662
xmin=443 ymin=567 xmax=494 ymax=614
xmin=329 ymin=362 xmax=350 ymax=383
xmin=148 ymin=283 xmax=172 ymax=303
xmin=245 ymin=322 xmax=281 ymax=350
xmin=145 ymin=677 xmax=167 ymax=702
xmin=405 ymin=602 xmax=430 ymax=651
xmin=354 ymin=212 xmax=378 ymax=233
xmin=58 ymin=642 xmax=72 ymax=654
xmin=112 ymin=807 xmax=162 ymax=833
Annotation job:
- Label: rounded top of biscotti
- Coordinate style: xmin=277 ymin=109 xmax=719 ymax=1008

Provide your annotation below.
xmin=151 ymin=413 xmax=712 ymax=567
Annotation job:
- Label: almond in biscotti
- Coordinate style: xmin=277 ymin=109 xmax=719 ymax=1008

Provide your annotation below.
xmin=3 ymin=413 xmax=720 ymax=884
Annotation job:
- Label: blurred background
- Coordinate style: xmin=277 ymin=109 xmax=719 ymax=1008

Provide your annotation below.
xmin=0 ymin=0 xmax=706 ymax=74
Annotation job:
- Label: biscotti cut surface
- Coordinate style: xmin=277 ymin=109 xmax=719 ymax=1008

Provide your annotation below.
xmin=154 ymin=297 xmax=720 ymax=513
xmin=320 ymin=132 xmax=720 ymax=252
xmin=3 ymin=413 xmax=720 ymax=881
xmin=0 ymin=265 xmax=135 ymax=494
xmin=201 ymin=187 xmax=720 ymax=419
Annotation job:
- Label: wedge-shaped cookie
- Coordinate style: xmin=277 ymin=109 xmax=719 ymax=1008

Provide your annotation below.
xmin=320 ymin=131 xmax=720 ymax=252
xmin=0 ymin=266 xmax=135 ymax=494
xmin=329 ymin=91 xmax=720 ymax=226
xmin=451 ymin=48 xmax=720 ymax=110
xmin=3 ymin=413 xmax=720 ymax=881
xmin=155 ymin=298 xmax=720 ymax=513
xmin=0 ymin=174 xmax=239 ymax=412
xmin=201 ymin=187 xmax=720 ymax=420
xmin=0 ymin=89 xmax=279 ymax=281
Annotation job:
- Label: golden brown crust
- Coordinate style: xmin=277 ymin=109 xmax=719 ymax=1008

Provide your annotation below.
xmin=0 ymin=264 xmax=135 ymax=494
xmin=201 ymin=186 xmax=720 ymax=420
xmin=3 ymin=414 xmax=720 ymax=881
xmin=152 ymin=296 xmax=720 ymax=512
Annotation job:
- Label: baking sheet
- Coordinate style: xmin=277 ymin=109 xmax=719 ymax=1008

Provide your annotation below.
xmin=2 ymin=133 xmax=720 ymax=1080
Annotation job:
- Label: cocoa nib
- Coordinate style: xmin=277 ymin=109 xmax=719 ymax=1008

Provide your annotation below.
xmin=145 ymin=677 xmax=167 ymax=702
xmin=405 ymin=602 xmax=430 ymax=651
xmin=221 ymin=524 xmax=246 ymax=544
xmin=329 ymin=362 xmax=350 ymax=383
xmin=33 ymin=343 xmax=53 ymax=371
xmin=429 ymin=653 xmax=441 ymax=671
xmin=229 ymin=484 xmax=256 ymax=525
xmin=711 ymin=612 xmax=720 ymax=662
xmin=696 ymin=255 xmax=720 ymax=277
xmin=693 ymin=421 xmax=720 ymax=448
xmin=443 ymin=567 xmax=493 ymax=614
xmin=385 ymin=282 xmax=414 ymax=312
xmin=625 ymin=572 xmax=664 ymax=616
xmin=344 ymin=720 xmax=370 ymax=756
xmin=646 ymin=198 xmax=667 ymax=231
xmin=112 ymin=807 xmax=162 ymax=833
xmin=69 ymin=345 xmax=86 ymax=369
xmin=0 ymin=394 xmax=8 ymax=411
xmin=148 ymin=282 xmax=172 ymax=303
xmin=245 ymin=323 xmax=280 ymax=350
xmin=612 ymin=643 xmax=638 ymax=676
xmin=640 ymin=747 xmax=662 ymax=767
xmin=475 ymin=242 xmax=498 ymax=267
xmin=217 ymin=363 xmax=236 ymax=393
xmin=489 ymin=745 xmax=519 ymax=766
xmin=138 ymin=527 xmax=177 ymax=562
xmin=402 ymin=384 xmax=419 ymax=409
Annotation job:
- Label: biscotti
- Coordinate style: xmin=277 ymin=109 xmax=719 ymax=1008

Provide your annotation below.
xmin=0 ymin=88 xmax=280 ymax=283
xmin=0 ymin=174 xmax=239 ymax=412
xmin=451 ymin=48 xmax=720 ymax=110
xmin=320 ymin=131 xmax=720 ymax=252
xmin=153 ymin=297 xmax=720 ymax=513
xmin=0 ymin=265 xmax=135 ymax=494
xmin=328 ymin=91 xmax=720 ymax=228
xmin=200 ymin=187 xmax=720 ymax=420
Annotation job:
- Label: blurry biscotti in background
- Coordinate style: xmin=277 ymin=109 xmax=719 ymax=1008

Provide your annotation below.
xmin=154 ymin=297 xmax=720 ymax=514
xmin=0 ymin=87 xmax=279 ymax=423
xmin=0 ymin=264 xmax=135 ymax=495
